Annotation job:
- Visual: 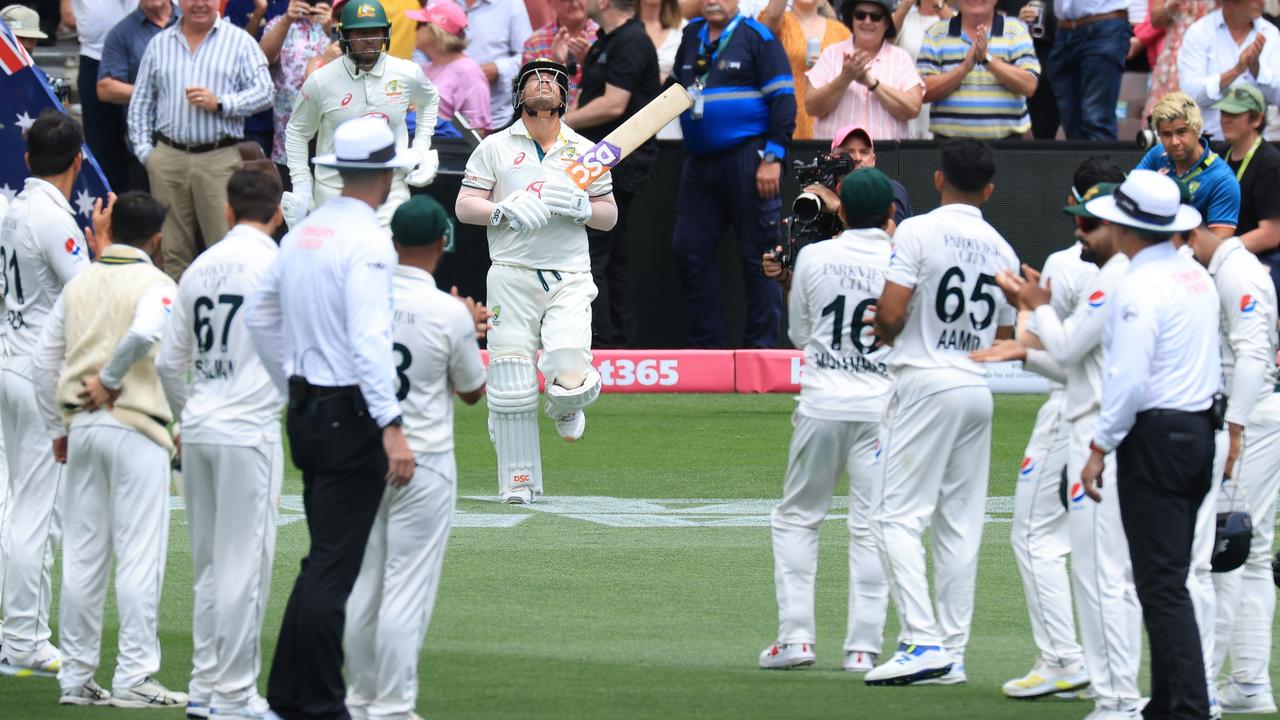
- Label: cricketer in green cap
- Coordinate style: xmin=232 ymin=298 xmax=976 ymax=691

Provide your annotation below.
xmin=391 ymin=195 xmax=454 ymax=252
xmin=837 ymin=167 xmax=897 ymax=227
xmin=338 ymin=0 xmax=391 ymax=70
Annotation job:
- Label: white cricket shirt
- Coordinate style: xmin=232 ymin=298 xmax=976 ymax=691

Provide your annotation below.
xmin=244 ymin=196 xmax=401 ymax=428
xmin=156 ymin=224 xmax=285 ymax=446
xmin=788 ymin=228 xmax=894 ymax=422
xmin=884 ymin=203 xmax=1020 ymax=377
xmin=1094 ymin=241 xmax=1222 ymax=451
xmin=1207 ymin=237 xmax=1278 ymax=427
xmin=461 ymin=119 xmax=613 ymax=273
xmin=1023 ymin=242 xmax=1099 ymax=393
xmin=392 ymin=265 xmax=486 ymax=456
xmin=0 ymin=178 xmax=90 ymax=360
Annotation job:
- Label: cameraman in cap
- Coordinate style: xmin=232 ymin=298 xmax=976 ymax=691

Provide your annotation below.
xmin=758 ymin=167 xmax=894 ymax=674
xmin=1079 ymin=169 xmax=1222 ymax=720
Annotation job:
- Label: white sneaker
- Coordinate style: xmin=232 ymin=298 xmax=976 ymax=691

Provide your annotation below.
xmin=1082 ymin=709 xmax=1141 ymax=720
xmin=553 ymin=410 xmax=585 ymax=442
xmin=501 ymin=486 xmax=534 ymax=504
xmin=110 ymin=677 xmax=188 ymax=708
xmin=916 ymin=662 xmax=966 ymax=685
xmin=758 ymin=642 xmax=816 ymax=669
xmin=187 ymin=699 xmax=211 ymax=718
xmin=60 ymin=680 xmax=111 ymax=705
xmin=212 ymin=695 xmax=271 ymax=718
xmin=0 ymin=646 xmax=62 ymax=678
xmin=1003 ymin=658 xmax=1090 ymax=699
xmin=843 ymin=651 xmax=877 ymax=673
xmin=863 ymin=644 xmax=953 ymax=686
xmin=1209 ymin=680 xmax=1223 ymax=719
xmin=1218 ymin=679 xmax=1278 ymax=714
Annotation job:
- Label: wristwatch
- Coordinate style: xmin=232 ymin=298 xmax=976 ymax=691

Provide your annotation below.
xmin=383 ymin=415 xmax=404 ymax=429
xmin=215 ymin=100 xmax=223 ymax=113
xmin=984 ymin=51 xmax=994 ymax=65
xmin=763 ymin=151 xmax=779 ymax=164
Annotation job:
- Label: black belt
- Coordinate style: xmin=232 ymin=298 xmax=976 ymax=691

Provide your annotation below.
xmin=287 ymin=377 xmax=368 ymax=414
xmin=1135 ymin=408 xmax=1210 ymax=420
xmin=154 ymin=132 xmax=240 ymax=154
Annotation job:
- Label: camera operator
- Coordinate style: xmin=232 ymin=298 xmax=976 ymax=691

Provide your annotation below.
xmin=763 ymin=124 xmax=911 ymax=287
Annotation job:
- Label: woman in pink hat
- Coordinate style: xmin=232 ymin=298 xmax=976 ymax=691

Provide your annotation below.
xmin=410 ymin=2 xmax=494 ymax=135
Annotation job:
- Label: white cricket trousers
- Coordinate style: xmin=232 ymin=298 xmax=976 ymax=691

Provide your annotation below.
xmin=1067 ymin=410 xmax=1142 ymax=711
xmin=486 ymin=263 xmax=597 ymax=384
xmin=872 ymin=369 xmax=992 ymax=660
xmin=184 ymin=441 xmax=283 ymax=709
xmin=770 ymin=412 xmax=888 ymax=652
xmin=1212 ymin=393 xmax=1280 ymax=688
xmin=58 ymin=415 xmax=170 ymax=691
xmin=346 ymin=451 xmax=456 ymax=720
xmin=1011 ymin=388 xmax=1082 ymax=668
xmin=0 ymin=362 xmax=61 ymax=663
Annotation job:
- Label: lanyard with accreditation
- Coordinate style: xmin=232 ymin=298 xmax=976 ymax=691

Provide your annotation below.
xmin=689 ymin=14 xmax=744 ymax=120
xmin=1233 ymin=137 xmax=1264 ymax=182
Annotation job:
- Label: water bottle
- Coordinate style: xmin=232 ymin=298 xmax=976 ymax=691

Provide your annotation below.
xmin=805 ymin=37 xmax=821 ymax=67
xmin=1026 ymin=0 xmax=1047 ymax=39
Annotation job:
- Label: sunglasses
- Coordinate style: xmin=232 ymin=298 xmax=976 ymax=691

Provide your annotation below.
xmin=1074 ymin=216 xmax=1101 ymax=233
xmin=853 ymin=9 xmax=886 ymax=21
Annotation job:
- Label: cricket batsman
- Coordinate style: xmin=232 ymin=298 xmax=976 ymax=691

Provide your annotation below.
xmin=282 ymin=0 xmax=440 ymax=229
xmin=455 ymin=58 xmax=618 ymax=504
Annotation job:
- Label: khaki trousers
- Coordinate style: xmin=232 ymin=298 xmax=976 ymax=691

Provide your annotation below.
xmin=145 ymin=143 xmax=241 ymax=279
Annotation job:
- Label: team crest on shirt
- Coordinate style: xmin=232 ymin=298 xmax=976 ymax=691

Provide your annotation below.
xmin=490 ymin=305 xmax=501 ymax=326
xmin=356 ymin=3 xmax=377 ymax=17
xmin=64 ymin=238 xmax=80 ymax=257
xmin=563 ymin=146 xmax=576 ymax=159
xmin=1087 ymin=290 xmax=1106 ymax=308
xmin=384 ymin=80 xmax=404 ymax=101
xmin=1241 ymin=294 xmax=1258 ymax=314
xmin=1069 ymin=482 xmax=1086 ymax=506
xmin=1019 ymin=457 xmax=1035 ymax=478
xmin=1188 ymin=181 xmax=1201 ymax=196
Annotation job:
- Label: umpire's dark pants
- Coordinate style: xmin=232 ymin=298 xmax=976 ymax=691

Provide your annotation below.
xmin=1115 ymin=409 xmax=1214 ymax=720
xmin=267 ymin=381 xmax=387 ymax=720
xmin=671 ymin=140 xmax=782 ymax=349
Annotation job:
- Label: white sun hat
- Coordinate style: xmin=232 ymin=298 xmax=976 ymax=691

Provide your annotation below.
xmin=313 ymin=116 xmax=418 ymax=170
xmin=1082 ymin=168 xmax=1202 ymax=233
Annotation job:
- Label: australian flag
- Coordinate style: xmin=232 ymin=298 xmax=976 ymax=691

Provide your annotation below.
xmin=0 ymin=18 xmax=112 ymax=228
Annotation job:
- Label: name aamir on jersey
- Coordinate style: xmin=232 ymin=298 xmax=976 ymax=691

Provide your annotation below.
xmin=936 ymin=328 xmax=982 ymax=351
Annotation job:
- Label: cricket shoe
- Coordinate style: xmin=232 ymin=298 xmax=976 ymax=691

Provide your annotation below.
xmin=1217 ymin=679 xmax=1278 ymax=714
xmin=187 ymin=699 xmax=211 ymax=718
xmin=0 ymin=645 xmax=62 ymax=678
xmin=60 ymin=680 xmax=111 ymax=706
xmin=552 ymin=410 xmax=585 ymax=442
xmin=1209 ymin=681 xmax=1222 ymax=719
xmin=212 ymin=694 xmax=271 ymax=718
xmin=916 ymin=662 xmax=966 ymax=685
xmin=1002 ymin=658 xmax=1090 ymax=699
xmin=501 ymin=486 xmax=534 ymax=505
xmin=863 ymin=644 xmax=953 ymax=686
xmin=1082 ymin=708 xmax=1141 ymax=720
xmin=110 ymin=676 xmax=188 ymax=708
xmin=843 ymin=651 xmax=877 ymax=673
xmin=758 ymin=643 xmax=816 ymax=669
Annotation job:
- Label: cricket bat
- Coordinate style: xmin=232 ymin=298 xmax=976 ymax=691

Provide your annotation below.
xmin=563 ymin=84 xmax=692 ymax=190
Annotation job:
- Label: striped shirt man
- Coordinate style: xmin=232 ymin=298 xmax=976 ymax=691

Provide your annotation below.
xmin=916 ymin=14 xmax=1039 ymax=139
xmin=126 ymin=14 xmax=273 ymax=163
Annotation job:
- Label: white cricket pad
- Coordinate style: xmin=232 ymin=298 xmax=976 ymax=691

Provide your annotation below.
xmin=544 ymin=368 xmax=601 ymax=421
xmin=486 ymin=355 xmax=542 ymax=497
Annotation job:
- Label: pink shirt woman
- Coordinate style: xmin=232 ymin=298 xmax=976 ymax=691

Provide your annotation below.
xmin=409 ymin=2 xmax=494 ymax=133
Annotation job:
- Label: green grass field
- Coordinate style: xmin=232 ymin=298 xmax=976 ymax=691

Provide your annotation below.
xmin=1 ymin=394 xmax=1277 ymax=718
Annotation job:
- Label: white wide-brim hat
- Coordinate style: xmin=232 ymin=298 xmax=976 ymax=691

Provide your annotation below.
xmin=313 ymin=116 xmax=418 ymax=170
xmin=1082 ymin=168 xmax=1201 ymax=233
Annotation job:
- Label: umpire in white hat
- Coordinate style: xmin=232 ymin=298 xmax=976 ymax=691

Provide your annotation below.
xmin=1079 ymin=169 xmax=1222 ymax=720
xmin=245 ymin=116 xmax=417 ymax=720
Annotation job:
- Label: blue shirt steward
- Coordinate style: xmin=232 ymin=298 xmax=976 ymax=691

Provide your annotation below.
xmin=670 ymin=15 xmax=796 ymax=161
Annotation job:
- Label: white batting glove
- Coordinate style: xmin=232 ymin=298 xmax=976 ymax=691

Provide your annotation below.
xmin=493 ymin=189 xmax=551 ymax=232
xmin=405 ymin=147 xmax=439 ymax=188
xmin=282 ymin=184 xmax=313 ymax=229
xmin=541 ymin=183 xmax=591 ymax=225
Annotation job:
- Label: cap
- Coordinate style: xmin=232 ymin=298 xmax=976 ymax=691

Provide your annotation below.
xmin=313 ymin=116 xmax=418 ymax=169
xmin=405 ymin=2 xmax=467 ymax=35
xmin=1063 ymin=182 xmax=1118 ymax=218
xmin=338 ymin=0 xmax=390 ymax=31
xmin=839 ymin=0 xmax=897 ymax=39
xmin=391 ymin=195 xmax=452 ymax=247
xmin=1213 ymin=84 xmax=1265 ymax=115
xmin=1 ymin=4 xmax=48 ymax=39
xmin=838 ymin=167 xmax=895 ymax=218
xmin=831 ymin=124 xmax=872 ymax=152
xmin=1080 ymin=169 xmax=1201 ymax=232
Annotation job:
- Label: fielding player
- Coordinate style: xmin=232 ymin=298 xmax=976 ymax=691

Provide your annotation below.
xmin=155 ymin=168 xmax=287 ymax=720
xmin=345 ymin=196 xmax=487 ymax=720
xmin=977 ymin=185 xmax=1145 ymax=718
xmin=33 ymin=192 xmax=186 ymax=708
xmin=0 ymin=112 xmax=91 ymax=678
xmin=998 ymin=160 xmax=1124 ymax=700
xmin=757 ymin=169 xmax=893 ymax=673
xmin=283 ymin=0 xmax=440 ymax=229
xmin=1178 ymin=226 xmax=1280 ymax=714
xmin=866 ymin=139 xmax=1019 ymax=686
xmin=455 ymin=58 xmax=618 ymax=504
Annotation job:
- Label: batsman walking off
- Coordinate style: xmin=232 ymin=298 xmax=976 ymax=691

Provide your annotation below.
xmin=455 ymin=57 xmax=618 ymax=505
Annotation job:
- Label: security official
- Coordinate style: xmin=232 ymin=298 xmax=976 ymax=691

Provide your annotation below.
xmin=1080 ymin=169 xmax=1222 ymax=720
xmin=669 ymin=0 xmax=797 ymax=349
xmin=244 ymin=116 xmax=417 ymax=720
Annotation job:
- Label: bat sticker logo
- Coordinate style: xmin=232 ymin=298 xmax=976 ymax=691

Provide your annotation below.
xmin=567 ymin=141 xmax=622 ymax=189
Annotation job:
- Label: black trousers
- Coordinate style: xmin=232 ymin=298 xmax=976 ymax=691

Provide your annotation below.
xmin=267 ymin=381 xmax=387 ymax=720
xmin=77 ymin=56 xmax=130 ymax=194
xmin=588 ymin=187 xmax=637 ymax=349
xmin=1115 ymin=409 xmax=1215 ymax=720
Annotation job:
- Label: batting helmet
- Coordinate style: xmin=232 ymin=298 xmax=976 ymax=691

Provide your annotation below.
xmin=337 ymin=0 xmax=391 ymax=67
xmin=512 ymin=58 xmax=570 ymax=116
xmin=1211 ymin=510 xmax=1253 ymax=573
